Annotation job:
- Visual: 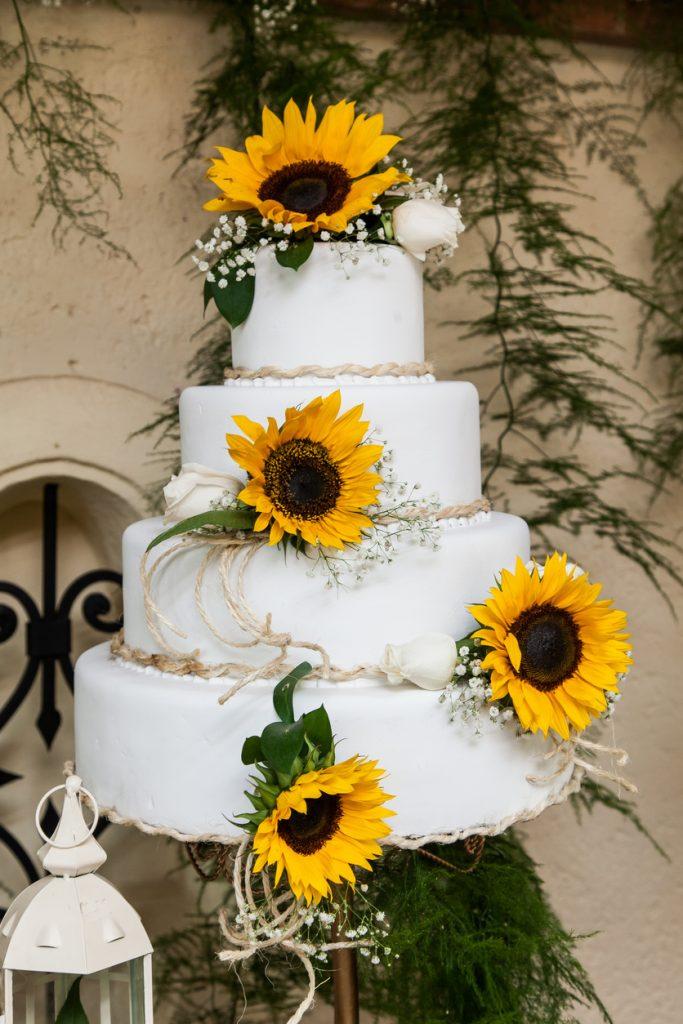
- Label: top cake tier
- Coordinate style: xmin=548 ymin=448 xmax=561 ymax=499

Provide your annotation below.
xmin=231 ymin=243 xmax=424 ymax=370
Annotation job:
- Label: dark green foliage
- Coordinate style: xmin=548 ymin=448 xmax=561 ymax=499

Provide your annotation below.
xmin=357 ymin=832 xmax=611 ymax=1024
xmin=385 ymin=1 xmax=680 ymax=593
xmin=210 ymin=265 xmax=256 ymax=326
xmin=174 ymin=0 xmax=384 ymax=163
xmin=625 ymin=24 xmax=683 ymax=490
xmin=237 ymin=663 xmax=337 ymax=830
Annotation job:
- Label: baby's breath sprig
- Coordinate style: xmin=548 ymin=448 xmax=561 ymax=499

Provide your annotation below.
xmin=307 ymin=442 xmax=442 ymax=590
xmin=439 ymin=639 xmax=516 ymax=735
xmin=297 ymin=883 xmax=394 ymax=968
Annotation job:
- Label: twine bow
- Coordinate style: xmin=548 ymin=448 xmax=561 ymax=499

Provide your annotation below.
xmin=526 ymin=735 xmax=637 ymax=793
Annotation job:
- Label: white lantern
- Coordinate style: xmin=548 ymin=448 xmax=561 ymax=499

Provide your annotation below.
xmin=0 ymin=776 xmax=153 ymax=1024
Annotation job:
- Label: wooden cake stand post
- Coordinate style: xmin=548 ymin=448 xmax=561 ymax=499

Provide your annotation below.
xmin=332 ymin=946 xmax=359 ymax=1024
xmin=332 ymin=905 xmax=359 ymax=1024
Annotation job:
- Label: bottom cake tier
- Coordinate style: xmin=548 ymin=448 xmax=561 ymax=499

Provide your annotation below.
xmin=74 ymin=643 xmax=577 ymax=844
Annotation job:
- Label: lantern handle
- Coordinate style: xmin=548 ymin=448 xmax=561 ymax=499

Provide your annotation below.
xmin=35 ymin=778 xmax=100 ymax=848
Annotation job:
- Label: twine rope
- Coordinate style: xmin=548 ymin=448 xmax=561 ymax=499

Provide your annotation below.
xmin=224 ymin=361 xmax=434 ymax=381
xmin=121 ymin=497 xmax=490 ymax=696
xmin=217 ymin=837 xmax=371 ymax=1024
xmin=525 ymin=736 xmax=637 ymax=794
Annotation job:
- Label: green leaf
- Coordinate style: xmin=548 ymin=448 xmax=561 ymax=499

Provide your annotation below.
xmin=302 ymin=704 xmax=333 ymax=755
xmin=261 ymin=720 xmax=305 ymax=775
xmin=241 ymin=735 xmax=263 ymax=765
xmin=273 ymin=661 xmax=313 ymax=723
xmin=380 ymin=211 xmax=396 ymax=241
xmin=275 ymin=235 xmax=314 ymax=271
xmin=56 ymin=978 xmax=89 ymax=1024
xmin=211 ymin=272 xmax=255 ymax=327
xmin=203 ymin=275 xmax=213 ymax=314
xmin=146 ymin=508 xmax=257 ymax=551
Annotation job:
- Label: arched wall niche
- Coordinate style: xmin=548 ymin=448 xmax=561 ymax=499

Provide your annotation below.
xmin=0 ymin=374 xmax=164 ymax=896
xmin=0 ymin=374 xmax=162 ymax=508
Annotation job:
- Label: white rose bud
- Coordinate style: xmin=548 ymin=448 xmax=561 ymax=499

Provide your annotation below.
xmin=523 ymin=558 xmax=585 ymax=580
xmin=163 ymin=463 xmax=243 ymax=522
xmin=392 ymin=198 xmax=465 ymax=261
xmin=380 ymin=633 xmax=458 ymax=691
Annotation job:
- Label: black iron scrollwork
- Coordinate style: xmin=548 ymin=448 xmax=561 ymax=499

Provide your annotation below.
xmin=0 ymin=482 xmax=122 ymax=903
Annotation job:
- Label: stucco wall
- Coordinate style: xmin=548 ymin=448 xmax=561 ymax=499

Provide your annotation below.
xmin=0 ymin=3 xmax=681 ymax=1022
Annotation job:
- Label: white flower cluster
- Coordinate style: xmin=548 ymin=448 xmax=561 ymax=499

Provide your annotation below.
xmin=192 ymin=215 xmax=260 ymax=285
xmin=253 ymin=0 xmax=311 ymax=40
xmin=299 ymin=885 xmax=395 ymax=966
xmin=326 ymin=207 xmax=393 ymax=272
xmin=439 ymin=642 xmax=516 ymax=734
xmin=311 ymin=443 xmax=442 ymax=589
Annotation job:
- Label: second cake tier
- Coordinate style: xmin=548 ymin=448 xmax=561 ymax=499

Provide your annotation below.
xmin=123 ymin=511 xmax=529 ymax=667
xmin=181 ymin=378 xmax=482 ymax=505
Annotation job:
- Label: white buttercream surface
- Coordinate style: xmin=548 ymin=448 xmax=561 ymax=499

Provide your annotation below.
xmin=180 ymin=379 xmax=481 ymax=504
xmin=121 ymin=511 xmax=529 ymax=666
xmin=74 ymin=643 xmax=574 ymax=841
xmin=231 ymin=243 xmax=424 ymax=370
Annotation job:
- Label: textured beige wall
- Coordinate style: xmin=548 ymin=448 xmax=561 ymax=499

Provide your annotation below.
xmin=0 ymin=3 xmax=681 ymax=1022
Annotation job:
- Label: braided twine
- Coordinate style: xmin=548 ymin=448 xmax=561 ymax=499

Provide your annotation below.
xmin=112 ymin=497 xmax=491 ymax=701
xmin=224 ymin=360 xmax=434 ymax=381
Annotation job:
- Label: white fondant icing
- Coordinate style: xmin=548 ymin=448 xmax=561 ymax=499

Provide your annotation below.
xmin=180 ymin=379 xmax=481 ymax=505
xmin=121 ymin=512 xmax=530 ymax=667
xmin=231 ymin=243 xmax=424 ymax=370
xmin=74 ymin=643 xmax=574 ymax=841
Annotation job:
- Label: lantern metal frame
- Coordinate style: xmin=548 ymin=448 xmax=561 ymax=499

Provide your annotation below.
xmin=1 ymin=777 xmax=153 ymax=1024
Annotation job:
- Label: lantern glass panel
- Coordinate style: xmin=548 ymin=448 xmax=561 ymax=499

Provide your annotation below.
xmin=2 ymin=961 xmax=150 ymax=1024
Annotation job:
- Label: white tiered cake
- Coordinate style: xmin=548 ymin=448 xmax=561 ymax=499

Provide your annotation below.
xmin=74 ymin=246 xmax=574 ymax=844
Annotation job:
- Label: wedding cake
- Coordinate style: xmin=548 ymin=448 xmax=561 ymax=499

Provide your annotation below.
xmin=74 ymin=99 xmax=629 ymax=856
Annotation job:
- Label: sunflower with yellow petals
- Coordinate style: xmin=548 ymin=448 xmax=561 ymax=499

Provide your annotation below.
xmin=205 ymin=97 xmax=409 ymax=232
xmin=468 ymin=553 xmax=632 ymax=740
xmin=252 ymin=756 xmax=394 ymax=905
xmin=227 ymin=390 xmax=383 ymax=549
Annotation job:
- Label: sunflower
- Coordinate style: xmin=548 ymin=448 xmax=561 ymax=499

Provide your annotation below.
xmin=204 ymin=98 xmax=409 ymax=232
xmin=226 ymin=390 xmax=383 ymax=548
xmin=252 ymin=756 xmax=394 ymax=904
xmin=468 ymin=553 xmax=632 ymax=740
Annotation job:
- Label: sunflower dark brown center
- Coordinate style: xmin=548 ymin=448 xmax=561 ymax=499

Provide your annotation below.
xmin=259 ymin=160 xmax=352 ymax=218
xmin=510 ymin=603 xmax=582 ymax=692
xmin=278 ymin=793 xmax=343 ymax=855
xmin=264 ymin=438 xmax=341 ymax=521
